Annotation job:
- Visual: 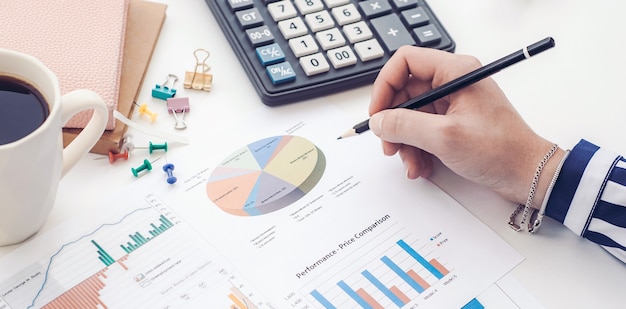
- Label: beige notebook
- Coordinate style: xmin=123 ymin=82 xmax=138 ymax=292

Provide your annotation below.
xmin=1 ymin=0 xmax=129 ymax=130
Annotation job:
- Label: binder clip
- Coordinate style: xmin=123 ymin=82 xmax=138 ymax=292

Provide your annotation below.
xmin=152 ymin=74 xmax=178 ymax=100
xmin=184 ymin=49 xmax=212 ymax=91
xmin=166 ymin=97 xmax=190 ymax=130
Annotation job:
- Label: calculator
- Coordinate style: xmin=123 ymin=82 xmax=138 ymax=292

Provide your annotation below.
xmin=206 ymin=0 xmax=455 ymax=106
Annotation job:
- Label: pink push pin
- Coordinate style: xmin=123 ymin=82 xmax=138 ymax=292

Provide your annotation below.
xmin=136 ymin=102 xmax=158 ymax=123
xmin=162 ymin=163 xmax=177 ymax=184
xmin=108 ymin=150 xmax=129 ymax=164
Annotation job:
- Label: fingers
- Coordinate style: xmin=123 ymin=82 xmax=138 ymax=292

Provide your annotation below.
xmin=370 ymin=46 xmax=481 ymax=115
xmin=369 ymin=108 xmax=448 ymax=155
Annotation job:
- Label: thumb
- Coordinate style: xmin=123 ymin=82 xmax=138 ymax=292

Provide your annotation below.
xmin=369 ymin=109 xmax=447 ymax=154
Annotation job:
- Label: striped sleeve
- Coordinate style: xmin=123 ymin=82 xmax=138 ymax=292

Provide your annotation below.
xmin=545 ymin=139 xmax=626 ymax=263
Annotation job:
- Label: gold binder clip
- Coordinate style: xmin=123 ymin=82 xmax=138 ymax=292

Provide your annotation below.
xmin=184 ymin=49 xmax=212 ymax=91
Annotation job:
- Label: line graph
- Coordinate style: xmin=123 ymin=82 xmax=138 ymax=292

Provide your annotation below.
xmin=0 ymin=195 xmax=271 ymax=309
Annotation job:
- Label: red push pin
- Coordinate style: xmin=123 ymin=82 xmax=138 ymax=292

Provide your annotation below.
xmin=108 ymin=150 xmax=129 ymax=164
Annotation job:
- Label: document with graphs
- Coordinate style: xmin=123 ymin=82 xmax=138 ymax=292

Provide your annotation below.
xmin=0 ymin=103 xmax=533 ymax=309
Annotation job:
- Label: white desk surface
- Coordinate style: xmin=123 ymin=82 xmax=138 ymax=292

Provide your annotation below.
xmin=3 ymin=0 xmax=626 ymax=308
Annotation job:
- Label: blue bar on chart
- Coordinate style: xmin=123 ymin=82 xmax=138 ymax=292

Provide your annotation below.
xmin=461 ymin=298 xmax=485 ymax=309
xmin=361 ymin=270 xmax=406 ymax=307
xmin=310 ymin=290 xmax=336 ymax=309
xmin=309 ymin=238 xmax=451 ymax=309
xmin=397 ymin=239 xmax=444 ymax=279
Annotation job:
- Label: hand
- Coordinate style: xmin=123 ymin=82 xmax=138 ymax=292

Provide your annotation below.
xmin=368 ymin=46 xmax=564 ymax=208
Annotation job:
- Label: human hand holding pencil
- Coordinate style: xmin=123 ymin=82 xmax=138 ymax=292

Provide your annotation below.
xmin=358 ymin=38 xmax=565 ymax=210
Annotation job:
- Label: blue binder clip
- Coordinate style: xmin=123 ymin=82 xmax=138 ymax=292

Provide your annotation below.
xmin=151 ymin=74 xmax=178 ymax=100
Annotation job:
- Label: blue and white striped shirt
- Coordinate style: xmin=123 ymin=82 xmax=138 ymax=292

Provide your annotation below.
xmin=546 ymin=139 xmax=626 ymax=262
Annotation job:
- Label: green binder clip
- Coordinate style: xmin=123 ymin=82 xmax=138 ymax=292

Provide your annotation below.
xmin=152 ymin=74 xmax=178 ymax=100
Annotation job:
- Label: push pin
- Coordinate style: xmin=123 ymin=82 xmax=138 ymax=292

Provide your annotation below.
xmin=131 ymin=159 xmax=153 ymax=177
xmin=162 ymin=163 xmax=177 ymax=184
xmin=135 ymin=102 xmax=158 ymax=123
xmin=108 ymin=150 xmax=129 ymax=164
xmin=152 ymin=74 xmax=178 ymax=100
xmin=120 ymin=134 xmax=135 ymax=153
xmin=166 ymin=97 xmax=190 ymax=130
xmin=94 ymin=150 xmax=129 ymax=164
xmin=148 ymin=141 xmax=168 ymax=154
xmin=184 ymin=49 xmax=212 ymax=91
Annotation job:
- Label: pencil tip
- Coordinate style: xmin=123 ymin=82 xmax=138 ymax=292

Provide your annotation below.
xmin=337 ymin=129 xmax=358 ymax=140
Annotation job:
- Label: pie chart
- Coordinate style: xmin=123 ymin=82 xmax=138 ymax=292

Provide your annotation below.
xmin=206 ymin=135 xmax=326 ymax=216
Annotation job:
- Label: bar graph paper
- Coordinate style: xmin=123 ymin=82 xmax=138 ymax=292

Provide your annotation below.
xmin=307 ymin=235 xmax=453 ymax=309
xmin=0 ymin=194 xmax=271 ymax=309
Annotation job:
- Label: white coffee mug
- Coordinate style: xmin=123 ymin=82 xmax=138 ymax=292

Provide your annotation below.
xmin=0 ymin=48 xmax=108 ymax=246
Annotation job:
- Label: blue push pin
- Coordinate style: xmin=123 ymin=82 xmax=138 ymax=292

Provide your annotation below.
xmin=131 ymin=159 xmax=153 ymax=177
xmin=162 ymin=163 xmax=177 ymax=184
xmin=151 ymin=74 xmax=178 ymax=100
xmin=149 ymin=141 xmax=168 ymax=154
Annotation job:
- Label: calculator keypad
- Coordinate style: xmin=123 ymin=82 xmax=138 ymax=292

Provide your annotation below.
xmin=208 ymin=0 xmax=455 ymax=105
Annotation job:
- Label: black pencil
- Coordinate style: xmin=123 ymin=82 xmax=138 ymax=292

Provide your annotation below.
xmin=338 ymin=37 xmax=556 ymax=139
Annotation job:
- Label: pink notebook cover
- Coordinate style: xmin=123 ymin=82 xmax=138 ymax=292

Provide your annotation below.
xmin=1 ymin=0 xmax=129 ymax=129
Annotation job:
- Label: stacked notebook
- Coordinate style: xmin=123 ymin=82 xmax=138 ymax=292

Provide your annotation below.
xmin=1 ymin=0 xmax=167 ymax=154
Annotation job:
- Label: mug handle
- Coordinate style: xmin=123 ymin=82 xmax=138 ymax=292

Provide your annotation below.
xmin=60 ymin=89 xmax=108 ymax=176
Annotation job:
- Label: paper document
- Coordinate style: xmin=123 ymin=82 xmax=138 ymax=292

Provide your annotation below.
xmin=0 ymin=104 xmax=530 ymax=308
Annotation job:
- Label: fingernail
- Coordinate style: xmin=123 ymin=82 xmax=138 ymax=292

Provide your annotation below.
xmin=403 ymin=159 xmax=411 ymax=179
xmin=369 ymin=113 xmax=383 ymax=134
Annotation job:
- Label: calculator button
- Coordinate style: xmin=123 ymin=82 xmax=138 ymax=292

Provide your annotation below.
xmin=324 ymin=0 xmax=350 ymax=8
xmin=354 ymin=39 xmax=384 ymax=61
xmin=256 ymin=43 xmax=285 ymax=65
xmin=206 ymin=0 xmax=455 ymax=105
xmin=294 ymin=0 xmax=325 ymax=15
xmin=331 ymin=4 xmax=361 ymax=25
xmin=267 ymin=62 xmax=297 ymax=84
xmin=370 ymin=14 xmax=416 ymax=52
xmin=327 ymin=45 xmax=357 ymax=68
xmin=289 ymin=34 xmax=319 ymax=57
xmin=267 ymin=1 xmax=298 ymax=22
xmin=246 ymin=25 xmax=275 ymax=46
xmin=236 ymin=8 xmax=264 ymax=29
xmin=343 ymin=21 xmax=373 ymax=43
xmin=316 ymin=28 xmax=346 ymax=50
xmin=358 ymin=0 xmax=393 ymax=18
xmin=305 ymin=10 xmax=335 ymax=32
xmin=227 ymin=0 xmax=254 ymax=11
xmin=391 ymin=0 xmax=418 ymax=10
xmin=401 ymin=7 xmax=429 ymax=27
xmin=414 ymin=24 xmax=441 ymax=45
xmin=278 ymin=17 xmax=309 ymax=39
xmin=300 ymin=53 xmax=330 ymax=76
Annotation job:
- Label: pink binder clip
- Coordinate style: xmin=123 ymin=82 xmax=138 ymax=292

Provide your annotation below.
xmin=166 ymin=97 xmax=190 ymax=130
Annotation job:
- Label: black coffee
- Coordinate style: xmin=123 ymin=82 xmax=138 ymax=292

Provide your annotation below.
xmin=0 ymin=75 xmax=49 ymax=145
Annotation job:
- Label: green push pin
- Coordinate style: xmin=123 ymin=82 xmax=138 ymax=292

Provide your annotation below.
xmin=131 ymin=159 xmax=153 ymax=177
xmin=149 ymin=141 xmax=168 ymax=154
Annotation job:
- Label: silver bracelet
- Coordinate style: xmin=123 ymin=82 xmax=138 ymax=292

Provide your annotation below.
xmin=508 ymin=143 xmax=558 ymax=232
xmin=528 ymin=149 xmax=570 ymax=233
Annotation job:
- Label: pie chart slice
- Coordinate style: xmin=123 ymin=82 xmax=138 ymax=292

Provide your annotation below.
xmin=206 ymin=135 xmax=326 ymax=216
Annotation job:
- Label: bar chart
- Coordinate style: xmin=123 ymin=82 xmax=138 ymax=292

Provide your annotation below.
xmin=307 ymin=237 xmax=451 ymax=309
xmin=0 ymin=195 xmax=271 ymax=309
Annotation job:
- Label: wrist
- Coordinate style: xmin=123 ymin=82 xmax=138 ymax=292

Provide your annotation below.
xmin=508 ymin=143 xmax=562 ymax=232
xmin=531 ymin=147 xmax=566 ymax=210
